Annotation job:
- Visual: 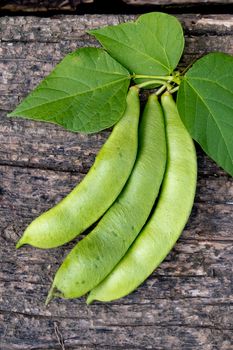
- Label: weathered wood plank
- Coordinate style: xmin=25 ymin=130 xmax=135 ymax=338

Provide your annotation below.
xmin=1 ymin=15 xmax=233 ymax=42
xmin=0 ymin=165 xmax=232 ymax=237
xmin=0 ymin=110 xmax=108 ymax=173
xmin=1 ymin=32 xmax=232 ymax=111
xmin=0 ymin=163 xmax=232 ymax=348
xmin=0 ymin=110 xmax=232 ymax=176
xmin=1 ymin=162 xmax=232 ymax=208
xmin=1 ymin=239 xmax=233 ymax=348
xmin=1 ymin=312 xmax=232 ymax=350
xmin=0 ymin=165 xmax=232 ymax=303
xmin=1 ymin=236 xmax=233 ymax=289
xmin=1 ymin=0 xmax=232 ymax=15
xmin=0 ymin=0 xmax=94 ymax=13
xmin=123 ymin=0 xmax=233 ymax=5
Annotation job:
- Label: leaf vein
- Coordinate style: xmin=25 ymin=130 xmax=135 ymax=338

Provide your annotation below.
xmin=13 ymin=77 xmax=128 ymax=114
xmin=186 ymin=81 xmax=232 ymax=162
xmin=95 ymin=33 xmax=169 ymax=72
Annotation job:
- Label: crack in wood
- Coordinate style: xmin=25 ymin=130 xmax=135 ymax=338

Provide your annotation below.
xmin=54 ymin=322 xmax=66 ymax=350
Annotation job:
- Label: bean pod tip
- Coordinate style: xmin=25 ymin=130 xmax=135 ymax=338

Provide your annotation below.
xmin=15 ymin=238 xmax=24 ymax=249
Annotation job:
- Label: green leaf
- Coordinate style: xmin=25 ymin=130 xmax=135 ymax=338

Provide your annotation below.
xmin=177 ymin=52 xmax=233 ymax=176
xmin=9 ymin=48 xmax=130 ymax=133
xmin=89 ymin=12 xmax=184 ymax=79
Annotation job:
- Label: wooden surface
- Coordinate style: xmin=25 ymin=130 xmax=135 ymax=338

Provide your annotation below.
xmin=0 ymin=0 xmax=94 ymax=13
xmin=123 ymin=0 xmax=233 ymax=5
xmin=1 ymin=14 xmax=233 ymax=350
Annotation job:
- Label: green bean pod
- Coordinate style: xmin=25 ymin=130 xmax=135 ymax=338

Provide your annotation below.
xmin=87 ymin=92 xmax=197 ymax=303
xmin=46 ymin=93 xmax=166 ymax=302
xmin=16 ymin=86 xmax=140 ymax=249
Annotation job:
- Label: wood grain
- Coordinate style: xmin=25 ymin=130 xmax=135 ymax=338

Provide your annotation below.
xmin=0 ymin=14 xmax=233 ymax=350
xmin=123 ymin=0 xmax=233 ymax=5
xmin=0 ymin=0 xmax=94 ymax=13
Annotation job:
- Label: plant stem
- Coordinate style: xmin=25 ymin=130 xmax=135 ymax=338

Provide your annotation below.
xmin=155 ymin=84 xmax=167 ymax=96
xmin=132 ymin=73 xmax=181 ymax=86
xmin=132 ymin=74 xmax=173 ymax=81
xmin=136 ymin=80 xmax=169 ymax=89
xmin=169 ymin=86 xmax=179 ymax=94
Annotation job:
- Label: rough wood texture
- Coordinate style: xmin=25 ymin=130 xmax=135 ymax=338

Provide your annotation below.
xmin=0 ymin=0 xmax=94 ymax=13
xmin=0 ymin=14 xmax=233 ymax=350
xmin=123 ymin=0 xmax=233 ymax=5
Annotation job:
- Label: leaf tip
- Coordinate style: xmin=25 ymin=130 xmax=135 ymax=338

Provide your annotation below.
xmin=7 ymin=111 xmax=16 ymax=117
xmin=15 ymin=239 xmax=24 ymax=249
xmin=45 ymin=286 xmax=55 ymax=306
xmin=7 ymin=106 xmax=22 ymax=117
xmin=86 ymin=29 xmax=95 ymax=36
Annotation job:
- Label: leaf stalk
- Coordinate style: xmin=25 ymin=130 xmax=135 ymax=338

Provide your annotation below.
xmin=132 ymin=74 xmax=173 ymax=81
xmin=136 ymin=80 xmax=171 ymax=89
